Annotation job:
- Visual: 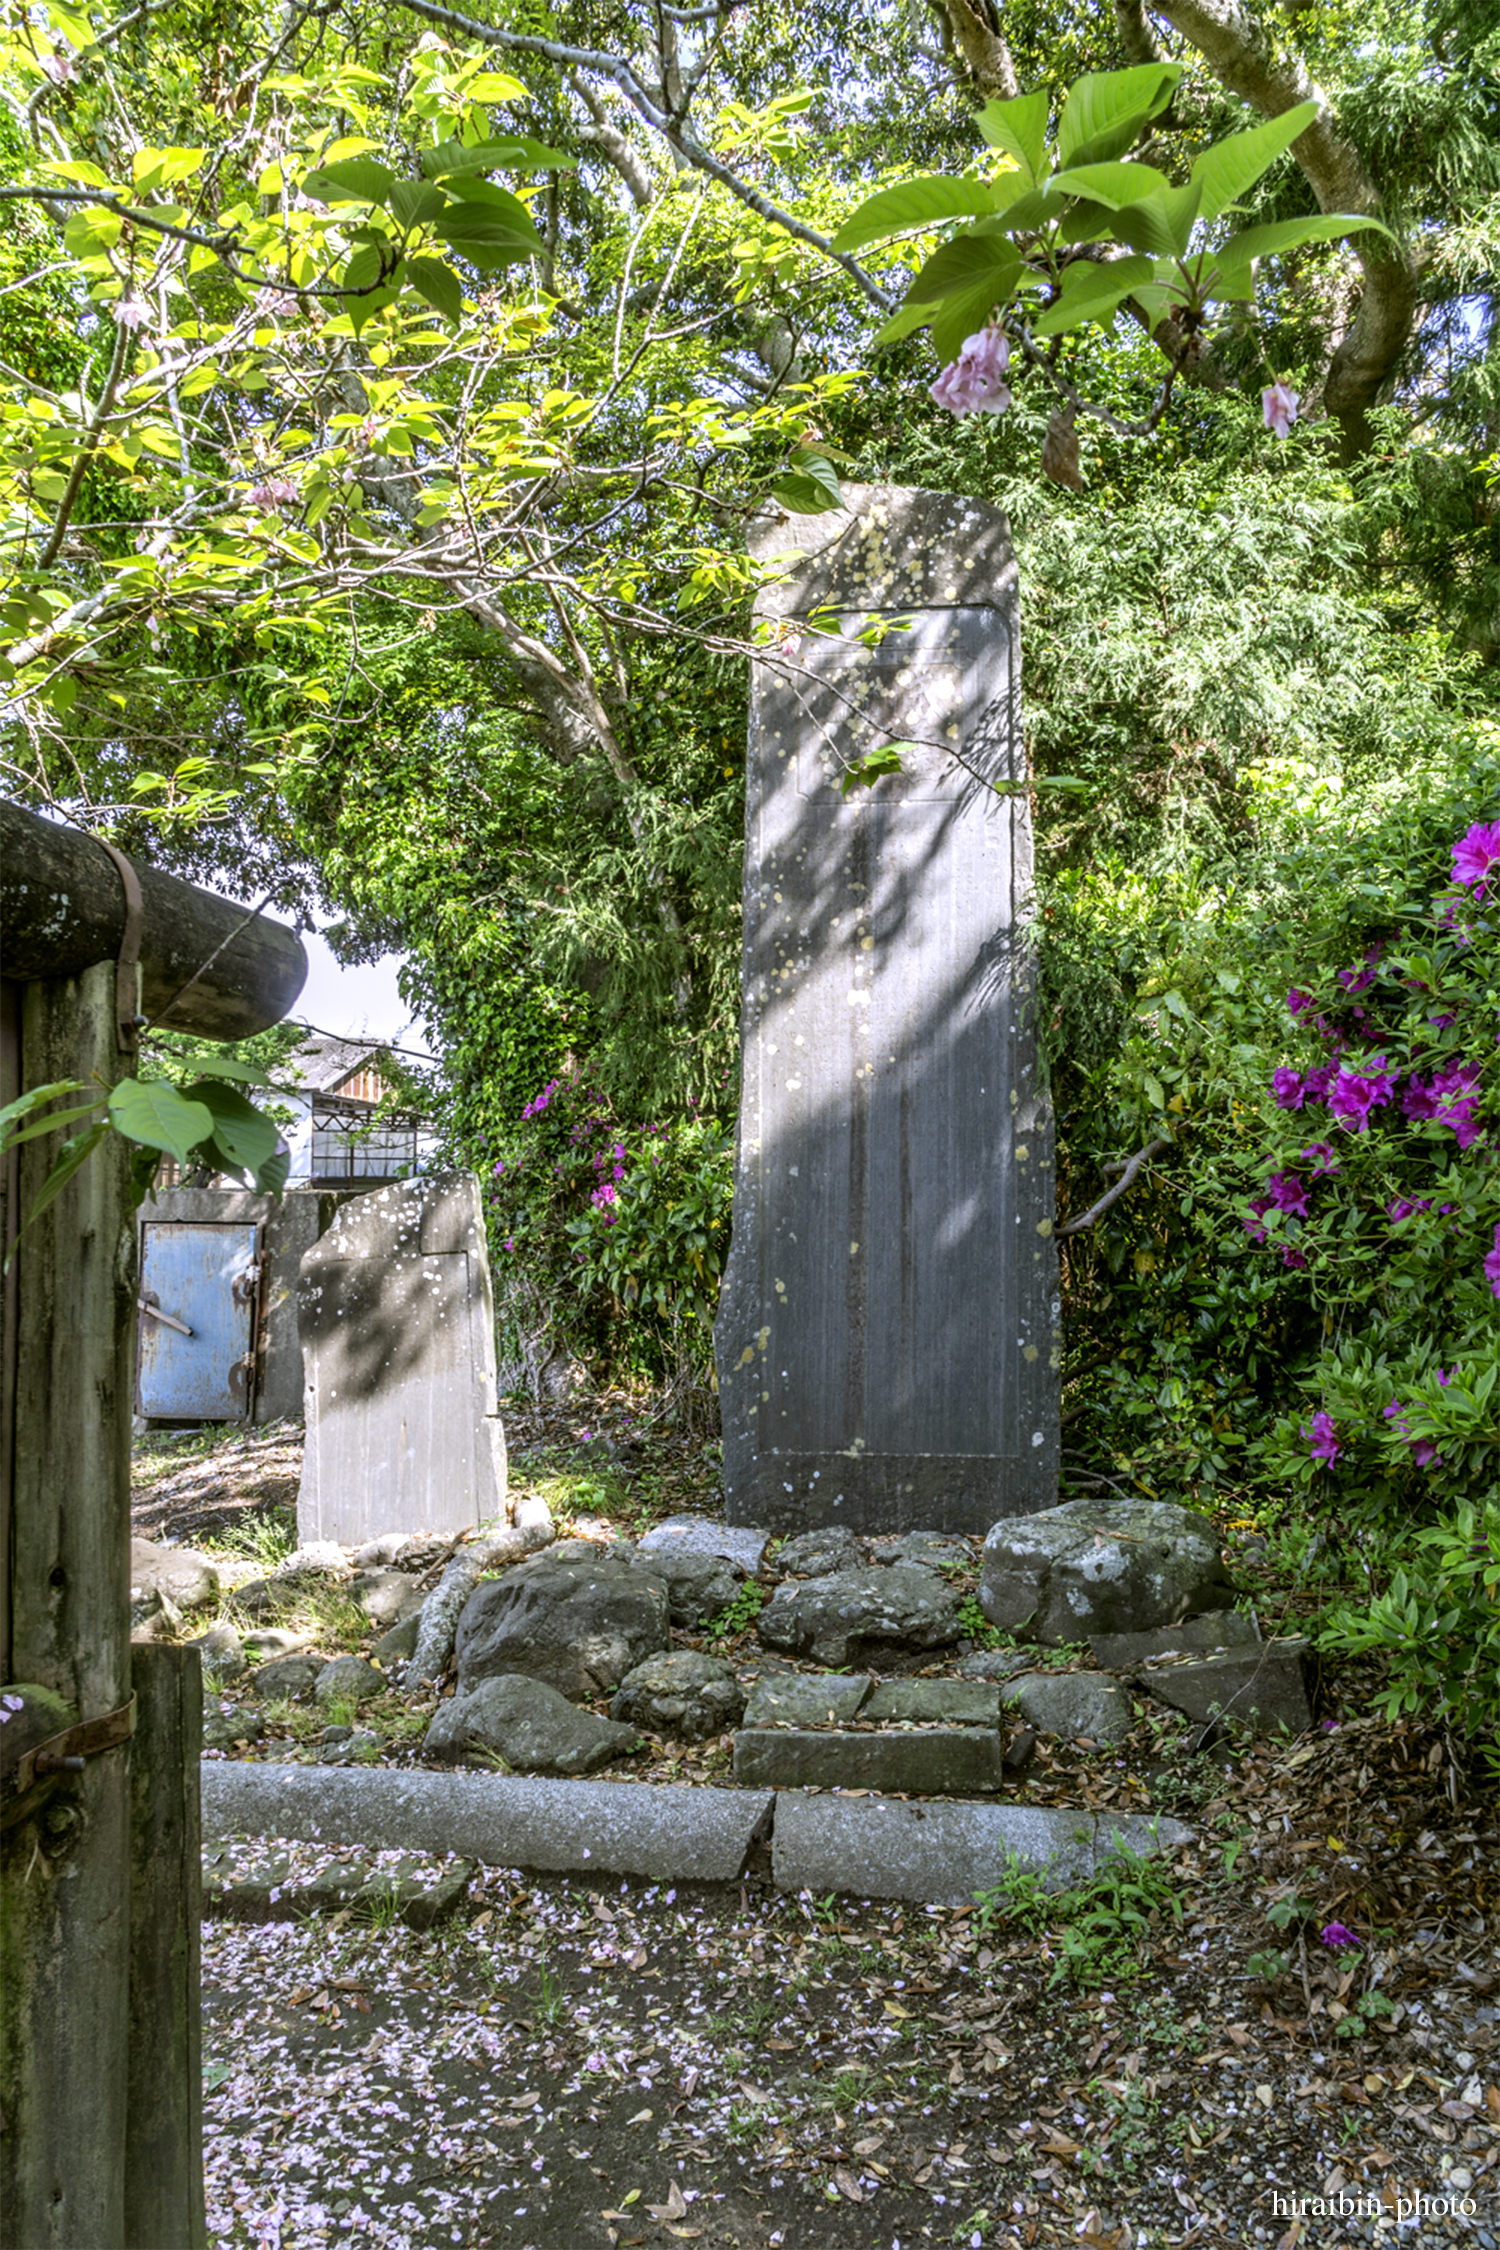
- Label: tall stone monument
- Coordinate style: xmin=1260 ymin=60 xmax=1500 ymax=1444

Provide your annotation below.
xmin=297 ymin=1171 xmax=507 ymax=1544
xmin=715 ymin=484 xmax=1060 ymax=1534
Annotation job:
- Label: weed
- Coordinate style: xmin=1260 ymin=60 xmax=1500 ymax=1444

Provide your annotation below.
xmin=1335 ymin=1990 xmax=1395 ymax=2038
xmin=705 ymin=1580 xmax=765 ymax=1639
xmin=1245 ymin=1947 xmax=1292 ymax=1982
xmin=358 ymin=1883 xmax=405 ymax=1935
xmin=827 ymin=2065 xmax=871 ymax=2107
xmin=956 ymin=1595 xmax=1001 ymax=1648
xmin=973 ymin=1839 xmax=1183 ymax=1990
xmin=203 ymin=1512 xmax=297 ymax=1571
xmin=531 ymin=1963 xmax=569 ymax=2027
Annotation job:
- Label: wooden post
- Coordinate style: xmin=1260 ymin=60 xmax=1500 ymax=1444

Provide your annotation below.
xmin=125 ymin=1644 xmax=206 ymax=2250
xmin=1 ymin=962 xmax=136 ymax=2249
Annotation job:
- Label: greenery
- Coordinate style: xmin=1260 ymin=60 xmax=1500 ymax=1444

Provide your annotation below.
xmin=973 ymin=1837 xmax=1184 ymax=1989
xmin=4 ymin=0 xmax=1499 ymax=1743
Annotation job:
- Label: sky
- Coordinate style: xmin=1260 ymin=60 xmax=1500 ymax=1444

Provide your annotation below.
xmin=290 ymin=926 xmax=434 ymax=1057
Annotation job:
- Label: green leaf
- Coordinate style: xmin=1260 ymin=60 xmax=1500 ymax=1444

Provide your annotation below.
xmin=1032 ymin=254 xmax=1152 ymax=336
xmin=831 ymin=176 xmax=998 ymax=255
xmin=2 ymin=1098 xmax=107 ymax=1149
xmin=0 ymin=1080 xmax=86 ymax=1141
xmin=1056 ymin=65 xmax=1183 ymax=170
xmin=974 ymin=90 xmax=1050 ymax=182
xmin=1190 ymin=102 xmax=1319 ymax=225
xmin=406 ymin=255 xmax=465 ymax=323
xmin=422 ymin=137 xmax=577 ymax=177
xmin=771 ymin=450 xmax=843 ymax=513
xmin=183 ymin=1078 xmax=282 ymax=1183
xmin=1109 ymin=181 xmax=1202 ymax=260
xmin=906 ymin=230 xmax=1021 ymax=307
xmin=1203 ymin=212 xmax=1389 ymax=298
xmin=433 ymin=199 xmax=542 ymax=267
xmin=107 ymin=1078 xmax=214 ymax=1166
xmin=303 ymin=156 xmax=398 ymax=206
xmin=388 ymin=180 xmax=449 ymax=231
xmin=7 ymin=1122 xmax=110 ymax=1267
xmin=1049 ymin=161 xmax=1171 ymax=210
xmin=840 ymin=744 xmax=908 ymax=794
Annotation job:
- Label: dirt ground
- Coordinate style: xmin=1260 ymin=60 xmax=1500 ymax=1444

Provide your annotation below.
xmin=135 ymin=1409 xmax=1499 ymax=2249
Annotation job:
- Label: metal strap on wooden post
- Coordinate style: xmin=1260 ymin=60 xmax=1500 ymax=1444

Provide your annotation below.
xmin=93 ymin=837 xmax=144 ymax=1055
xmin=12 ymin=1692 xmax=137 ymax=1797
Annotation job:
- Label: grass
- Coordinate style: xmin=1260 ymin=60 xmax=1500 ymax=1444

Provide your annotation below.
xmin=973 ymin=1839 xmax=1184 ymax=1991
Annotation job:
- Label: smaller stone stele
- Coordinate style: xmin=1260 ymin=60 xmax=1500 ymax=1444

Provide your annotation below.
xmin=980 ymin=1497 xmax=1235 ymax=1646
xmin=610 ymin=1651 xmax=745 ymax=1742
xmin=296 ymin=1171 xmax=507 ymax=1548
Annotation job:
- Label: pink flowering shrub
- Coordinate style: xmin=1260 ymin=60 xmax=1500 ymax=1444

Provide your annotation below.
xmin=485 ymin=1062 xmax=732 ymax=1383
xmin=1244 ymin=817 xmax=1500 ymax=1501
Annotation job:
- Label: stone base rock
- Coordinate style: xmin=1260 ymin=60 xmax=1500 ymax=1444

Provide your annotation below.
xmin=634 ymin=1549 xmax=743 ymax=1629
xmin=609 ymin=1651 xmax=745 ymax=1742
xmin=313 ymin=1655 xmax=385 ymax=1707
xmin=351 ymin=1569 xmax=425 ymax=1629
xmin=638 ymin=1516 xmax=770 ymax=1577
xmin=1088 ymin=1610 xmax=1260 ymax=1670
xmin=775 ymin=1528 xmax=863 ymax=1579
xmin=756 ymin=1564 xmax=961 ymax=1669
xmin=1001 ymin=1670 xmax=1133 ymax=1746
xmin=980 ymin=1498 xmax=1235 ymax=1646
xmin=455 ymin=1547 xmax=671 ymax=1700
xmin=733 ymin=1727 xmax=1005 ymax=1795
xmin=742 ymin=1673 xmax=872 ymax=1727
xmin=873 ymin=1532 xmax=976 ymax=1575
xmin=425 ymin=1675 xmax=643 ymax=1774
xmin=863 ymin=1679 xmax=1000 ymax=1726
xmin=956 ymin=1648 xmax=1033 ymax=1682
xmin=250 ymin=1655 xmax=319 ymax=1702
xmin=1137 ymin=1640 xmax=1315 ymax=1736
xmin=203 ymin=1706 xmax=265 ymax=1752
xmin=131 ymin=1536 xmax=219 ymax=1614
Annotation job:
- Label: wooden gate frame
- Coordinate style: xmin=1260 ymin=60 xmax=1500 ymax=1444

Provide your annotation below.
xmin=1 ymin=803 xmax=305 ymax=2249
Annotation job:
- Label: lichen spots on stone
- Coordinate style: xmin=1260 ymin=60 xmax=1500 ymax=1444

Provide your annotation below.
xmin=1036 ymin=1218 xmax=1053 ymax=1237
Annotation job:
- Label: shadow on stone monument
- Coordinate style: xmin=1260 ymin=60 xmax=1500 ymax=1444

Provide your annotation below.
xmin=297 ymin=1171 xmax=508 ymax=1545
xmin=714 ymin=484 xmax=1061 ymax=1534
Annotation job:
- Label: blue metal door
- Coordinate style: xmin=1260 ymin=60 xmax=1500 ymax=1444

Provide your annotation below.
xmin=137 ymin=1221 xmax=261 ymax=1420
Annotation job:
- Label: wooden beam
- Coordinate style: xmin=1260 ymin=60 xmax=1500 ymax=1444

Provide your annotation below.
xmin=125 ymin=1644 xmax=207 ymax=2250
xmin=0 ymin=800 xmax=306 ymax=1041
xmin=0 ymin=961 xmax=135 ymax=2246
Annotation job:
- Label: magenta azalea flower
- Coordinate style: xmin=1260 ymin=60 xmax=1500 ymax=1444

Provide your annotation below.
xmin=1266 ymin=1170 xmax=1310 ymax=1217
xmin=1287 ymin=987 xmax=1314 ymax=1019
xmin=1328 ymin=1060 xmax=1395 ymax=1132
xmin=1305 ymin=1410 xmax=1341 ymax=1466
xmin=1262 ymin=382 xmax=1299 ymax=437
xmin=1485 ymin=1223 xmax=1500 ymax=1298
xmin=1452 ymin=820 xmax=1500 ymax=897
xmin=1300 ymin=1142 xmax=1340 ymax=1178
xmin=1319 ymin=1922 xmax=1359 ymax=1949
xmin=1244 ymin=1194 xmax=1273 ymax=1244
xmin=931 ymin=327 xmax=1012 ymax=417
xmin=1383 ymin=1400 xmax=1441 ymax=1469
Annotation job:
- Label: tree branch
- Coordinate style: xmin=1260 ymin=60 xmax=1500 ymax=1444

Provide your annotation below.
xmin=932 ymin=0 xmax=1019 ymax=97
xmin=1147 ymin=0 xmax=1417 ymax=453
xmin=1058 ymin=1138 xmax=1170 ymax=1235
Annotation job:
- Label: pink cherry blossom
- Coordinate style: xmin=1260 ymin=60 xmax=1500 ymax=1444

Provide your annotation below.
xmin=931 ymin=328 xmax=1012 ymax=417
xmin=1262 ymin=382 xmax=1299 ymax=438
xmin=112 ymin=293 xmax=151 ymax=332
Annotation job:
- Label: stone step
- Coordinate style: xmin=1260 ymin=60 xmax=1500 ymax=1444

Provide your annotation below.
xmin=203 ymin=1842 xmax=476 ymax=1929
xmin=732 ymin=1725 xmax=1005 ymax=1795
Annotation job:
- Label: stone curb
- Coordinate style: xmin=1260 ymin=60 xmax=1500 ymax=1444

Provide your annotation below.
xmin=201 ymin=1764 xmax=1189 ymax=1902
xmin=200 ymin=1764 xmax=776 ymax=1884
xmin=770 ymin=1797 xmax=1194 ymax=1905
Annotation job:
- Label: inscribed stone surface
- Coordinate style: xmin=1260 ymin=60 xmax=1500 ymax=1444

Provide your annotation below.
xmin=296 ymin=1172 xmax=506 ymax=1544
xmin=715 ymin=484 xmax=1061 ymax=1533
